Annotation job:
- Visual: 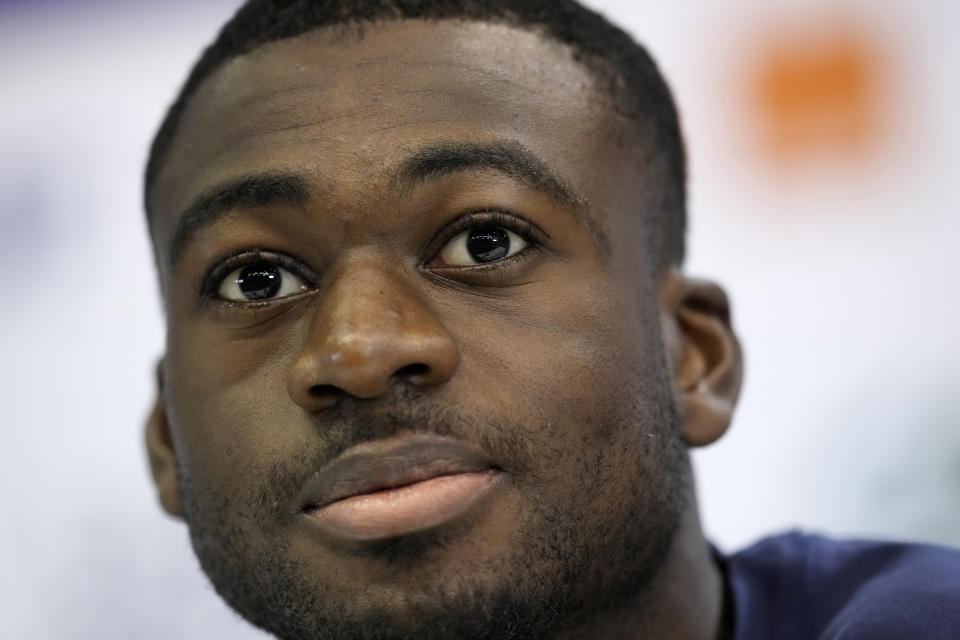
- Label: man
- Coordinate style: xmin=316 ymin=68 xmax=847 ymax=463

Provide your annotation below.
xmin=143 ymin=1 xmax=960 ymax=638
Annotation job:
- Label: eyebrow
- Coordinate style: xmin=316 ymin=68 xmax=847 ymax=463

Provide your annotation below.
xmin=166 ymin=140 xmax=599 ymax=269
xmin=167 ymin=172 xmax=310 ymax=268
xmin=393 ymin=140 xmax=584 ymax=208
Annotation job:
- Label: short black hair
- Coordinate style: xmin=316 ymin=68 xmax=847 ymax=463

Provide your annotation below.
xmin=146 ymin=0 xmax=686 ymax=267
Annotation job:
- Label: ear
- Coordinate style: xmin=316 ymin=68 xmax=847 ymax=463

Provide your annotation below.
xmin=659 ymin=270 xmax=743 ymax=447
xmin=145 ymin=359 xmax=183 ymax=518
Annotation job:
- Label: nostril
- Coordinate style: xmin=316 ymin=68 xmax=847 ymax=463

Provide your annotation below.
xmin=396 ymin=363 xmax=430 ymax=378
xmin=308 ymin=384 xmax=341 ymax=400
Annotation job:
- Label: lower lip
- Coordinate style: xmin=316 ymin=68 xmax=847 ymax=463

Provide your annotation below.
xmin=304 ymin=471 xmax=499 ymax=542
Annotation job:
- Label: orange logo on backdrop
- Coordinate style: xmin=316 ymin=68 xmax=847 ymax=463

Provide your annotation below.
xmin=750 ymin=21 xmax=884 ymax=163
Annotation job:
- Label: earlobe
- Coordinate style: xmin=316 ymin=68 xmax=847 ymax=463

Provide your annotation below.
xmin=660 ymin=270 xmax=743 ymax=447
xmin=145 ymin=360 xmax=183 ymax=518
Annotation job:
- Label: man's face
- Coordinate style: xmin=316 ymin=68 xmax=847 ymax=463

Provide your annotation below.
xmin=150 ymin=20 xmax=689 ymax=640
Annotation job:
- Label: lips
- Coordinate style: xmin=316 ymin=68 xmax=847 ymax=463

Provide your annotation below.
xmin=297 ymin=436 xmax=503 ymax=542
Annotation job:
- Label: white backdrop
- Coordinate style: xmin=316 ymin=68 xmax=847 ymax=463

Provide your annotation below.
xmin=2 ymin=1 xmax=957 ymax=638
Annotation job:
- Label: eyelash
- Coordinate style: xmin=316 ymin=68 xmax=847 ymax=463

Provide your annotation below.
xmin=423 ymin=210 xmax=545 ymax=267
xmin=197 ymin=209 xmax=546 ymax=303
xmin=197 ymin=249 xmax=314 ymax=305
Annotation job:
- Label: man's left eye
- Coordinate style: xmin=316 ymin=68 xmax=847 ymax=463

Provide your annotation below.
xmin=217 ymin=261 xmax=310 ymax=302
xmin=437 ymin=227 xmax=528 ymax=267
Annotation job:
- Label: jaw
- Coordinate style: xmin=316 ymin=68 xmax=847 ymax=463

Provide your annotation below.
xmin=175 ymin=442 xmax=711 ymax=640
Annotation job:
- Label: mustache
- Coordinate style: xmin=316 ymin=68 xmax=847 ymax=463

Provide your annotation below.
xmin=318 ymin=395 xmax=462 ymax=458
xmin=251 ymin=392 xmax=532 ymax=519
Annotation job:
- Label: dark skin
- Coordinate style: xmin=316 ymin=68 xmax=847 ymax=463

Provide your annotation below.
xmin=146 ymin=20 xmax=742 ymax=640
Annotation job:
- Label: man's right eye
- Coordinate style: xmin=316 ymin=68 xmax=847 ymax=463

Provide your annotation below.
xmin=217 ymin=261 xmax=311 ymax=302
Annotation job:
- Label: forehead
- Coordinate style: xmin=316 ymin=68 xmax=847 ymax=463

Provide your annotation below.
xmin=151 ymin=19 xmax=633 ymax=245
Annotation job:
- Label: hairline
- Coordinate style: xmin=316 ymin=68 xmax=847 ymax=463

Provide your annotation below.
xmin=146 ymin=16 xmax=643 ymax=214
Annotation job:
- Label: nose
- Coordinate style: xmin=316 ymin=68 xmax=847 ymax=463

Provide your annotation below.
xmin=287 ymin=259 xmax=459 ymax=411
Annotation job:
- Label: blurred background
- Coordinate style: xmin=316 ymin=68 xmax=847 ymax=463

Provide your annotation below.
xmin=1 ymin=0 xmax=957 ymax=637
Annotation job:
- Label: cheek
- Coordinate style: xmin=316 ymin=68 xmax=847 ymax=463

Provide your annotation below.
xmin=164 ymin=323 xmax=309 ymax=495
xmin=452 ymin=273 xmax=668 ymax=457
xmin=167 ymin=307 xmax=305 ymax=387
xmin=465 ymin=275 xmax=661 ymax=401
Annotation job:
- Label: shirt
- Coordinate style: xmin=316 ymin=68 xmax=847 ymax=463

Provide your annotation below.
xmin=721 ymin=531 xmax=960 ymax=639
